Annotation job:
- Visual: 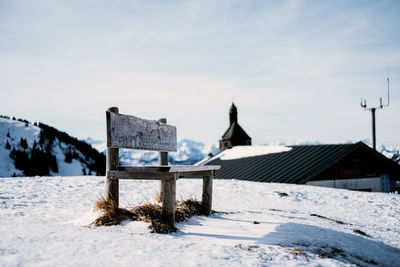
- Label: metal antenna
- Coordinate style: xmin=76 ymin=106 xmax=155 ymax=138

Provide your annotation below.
xmin=360 ymin=77 xmax=390 ymax=150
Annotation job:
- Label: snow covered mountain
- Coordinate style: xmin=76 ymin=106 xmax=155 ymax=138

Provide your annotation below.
xmin=380 ymin=144 xmax=400 ymax=164
xmin=86 ymin=138 xmax=219 ymax=166
xmin=0 ymin=116 xmax=105 ymax=177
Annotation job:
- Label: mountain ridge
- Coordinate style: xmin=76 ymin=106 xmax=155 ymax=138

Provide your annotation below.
xmin=0 ymin=116 xmax=105 ymax=177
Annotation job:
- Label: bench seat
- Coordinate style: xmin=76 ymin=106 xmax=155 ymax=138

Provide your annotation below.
xmin=107 ymin=165 xmax=220 ymax=180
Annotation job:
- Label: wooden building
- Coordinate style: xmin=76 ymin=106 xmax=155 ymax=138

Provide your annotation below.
xmin=203 ymin=142 xmax=400 ymax=192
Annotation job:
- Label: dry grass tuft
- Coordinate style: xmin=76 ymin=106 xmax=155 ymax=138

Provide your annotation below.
xmin=131 ymin=203 xmax=162 ymax=221
xmin=149 ymin=218 xmax=178 ymax=233
xmin=91 ymin=197 xmax=211 ymax=234
xmin=92 ymin=196 xmax=138 ymax=227
xmin=155 ymin=191 xmax=162 ymax=203
xmin=176 ymin=199 xmax=209 ymax=222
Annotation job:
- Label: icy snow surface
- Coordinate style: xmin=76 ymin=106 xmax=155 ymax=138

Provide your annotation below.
xmin=0 ymin=176 xmax=399 ymax=266
xmin=208 ymin=145 xmax=291 ymax=161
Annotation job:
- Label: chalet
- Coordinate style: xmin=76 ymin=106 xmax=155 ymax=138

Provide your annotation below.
xmin=201 ymin=104 xmax=400 ymax=192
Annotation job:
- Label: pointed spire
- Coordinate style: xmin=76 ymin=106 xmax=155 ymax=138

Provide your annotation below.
xmin=229 ymin=102 xmax=237 ymax=125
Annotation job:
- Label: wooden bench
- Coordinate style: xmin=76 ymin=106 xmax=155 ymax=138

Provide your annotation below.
xmin=105 ymin=107 xmax=220 ymax=224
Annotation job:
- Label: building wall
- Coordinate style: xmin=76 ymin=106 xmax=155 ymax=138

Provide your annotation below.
xmin=313 ymin=149 xmax=400 ymax=182
xmin=306 ymin=177 xmax=386 ymax=192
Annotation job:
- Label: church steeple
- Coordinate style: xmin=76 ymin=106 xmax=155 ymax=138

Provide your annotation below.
xmin=229 ymin=103 xmax=238 ymax=125
xmin=220 ymin=103 xmax=252 ymax=151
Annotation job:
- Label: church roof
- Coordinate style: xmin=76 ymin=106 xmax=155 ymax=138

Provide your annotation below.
xmin=221 ymin=121 xmax=251 ymax=141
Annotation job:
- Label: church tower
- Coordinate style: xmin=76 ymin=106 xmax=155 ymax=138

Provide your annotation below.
xmin=219 ymin=103 xmax=252 ymax=151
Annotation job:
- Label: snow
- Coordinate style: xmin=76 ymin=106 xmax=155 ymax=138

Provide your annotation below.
xmin=0 ymin=118 xmax=41 ymax=177
xmin=204 ymin=145 xmax=292 ymax=162
xmin=1 ymin=176 xmax=399 ymax=266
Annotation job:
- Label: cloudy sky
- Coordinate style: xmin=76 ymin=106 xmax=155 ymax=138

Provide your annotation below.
xmin=1 ymin=0 xmax=399 ymax=147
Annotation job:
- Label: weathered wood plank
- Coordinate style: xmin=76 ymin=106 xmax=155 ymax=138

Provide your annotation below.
xmin=117 ymin=166 xmax=171 ymax=172
xmin=202 ymin=171 xmax=214 ymax=216
xmin=106 ymin=107 xmax=120 ymax=206
xmin=158 ymin=118 xmax=169 ymax=203
xmin=178 ymin=171 xmax=214 ymax=177
xmin=116 ymin=165 xmax=220 ymax=173
xmin=106 ymin=146 xmax=120 ymax=205
xmin=106 ymin=111 xmax=177 ymax=152
xmin=169 ymin=165 xmax=221 ymax=172
xmin=162 ymin=173 xmax=177 ymax=224
xmin=107 ymin=170 xmax=173 ymax=180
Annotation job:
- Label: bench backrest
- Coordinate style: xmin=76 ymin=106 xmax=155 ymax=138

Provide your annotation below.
xmin=106 ymin=108 xmax=177 ymax=152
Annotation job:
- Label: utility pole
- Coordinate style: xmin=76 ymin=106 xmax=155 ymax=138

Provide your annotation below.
xmin=360 ymin=78 xmax=390 ymax=150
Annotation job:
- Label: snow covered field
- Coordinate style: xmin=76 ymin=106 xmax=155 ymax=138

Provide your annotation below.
xmin=1 ymin=176 xmax=399 ymax=266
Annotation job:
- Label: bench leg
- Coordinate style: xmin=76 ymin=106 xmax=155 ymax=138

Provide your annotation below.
xmin=106 ymin=178 xmax=119 ymax=207
xmin=106 ymin=147 xmax=119 ymax=207
xmin=202 ymin=171 xmax=213 ymax=215
xmin=162 ymin=174 xmax=177 ymax=223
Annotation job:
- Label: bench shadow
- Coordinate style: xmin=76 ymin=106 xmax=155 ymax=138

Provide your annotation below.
xmin=264 ymin=222 xmax=400 ymax=266
xmin=179 ymin=219 xmax=400 ymax=266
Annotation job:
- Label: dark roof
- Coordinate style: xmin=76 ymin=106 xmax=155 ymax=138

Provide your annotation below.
xmin=204 ymin=142 xmax=400 ymax=184
xmin=221 ymin=121 xmax=251 ymax=141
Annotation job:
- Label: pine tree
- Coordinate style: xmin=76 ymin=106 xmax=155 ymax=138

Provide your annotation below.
xmin=6 ymin=131 xmax=10 ymax=138
xmin=64 ymin=151 xmax=73 ymax=163
xmin=20 ymin=138 xmax=28 ymax=150
xmin=5 ymin=140 xmax=11 ymax=150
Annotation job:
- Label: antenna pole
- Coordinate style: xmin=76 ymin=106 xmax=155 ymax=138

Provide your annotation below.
xmin=387 ymin=77 xmax=390 ymax=106
xmin=360 ymin=77 xmax=390 ymax=151
xmin=371 ymin=108 xmax=376 ymax=150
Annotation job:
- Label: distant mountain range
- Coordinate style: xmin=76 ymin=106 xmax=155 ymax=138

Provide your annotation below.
xmin=0 ymin=115 xmax=398 ymax=178
xmin=85 ymin=138 xmax=219 ymax=166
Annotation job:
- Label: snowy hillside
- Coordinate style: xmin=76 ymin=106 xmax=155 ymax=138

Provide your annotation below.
xmin=0 ymin=117 xmax=105 ymax=177
xmin=0 ymin=177 xmax=399 ymax=266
